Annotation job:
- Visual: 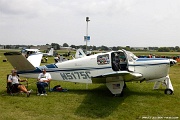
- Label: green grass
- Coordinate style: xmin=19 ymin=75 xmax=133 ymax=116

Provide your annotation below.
xmin=0 ymin=50 xmax=180 ymax=120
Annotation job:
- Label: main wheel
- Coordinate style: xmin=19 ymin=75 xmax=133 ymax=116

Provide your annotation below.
xmin=164 ymin=89 xmax=173 ymax=95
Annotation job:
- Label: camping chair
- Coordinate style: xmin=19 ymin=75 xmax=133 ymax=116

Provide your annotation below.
xmin=6 ymin=74 xmax=28 ymax=96
xmin=36 ymin=81 xmax=51 ymax=95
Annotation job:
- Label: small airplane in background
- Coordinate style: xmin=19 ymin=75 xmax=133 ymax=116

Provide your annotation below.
xmin=21 ymin=48 xmax=54 ymax=57
xmin=4 ymin=49 xmax=174 ymax=96
xmin=74 ymin=48 xmax=86 ymax=59
xmin=56 ymin=48 xmax=86 ymax=62
xmin=43 ymin=48 xmax=54 ymax=57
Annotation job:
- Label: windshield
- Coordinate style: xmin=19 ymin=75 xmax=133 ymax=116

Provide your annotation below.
xmin=126 ymin=51 xmax=138 ymax=60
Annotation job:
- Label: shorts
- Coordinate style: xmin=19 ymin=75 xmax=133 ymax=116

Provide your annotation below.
xmin=12 ymin=83 xmax=22 ymax=92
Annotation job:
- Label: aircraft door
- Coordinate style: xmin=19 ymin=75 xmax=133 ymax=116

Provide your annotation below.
xmin=122 ymin=49 xmax=136 ymax=72
xmin=111 ymin=52 xmax=128 ymax=71
xmin=111 ymin=52 xmax=120 ymax=71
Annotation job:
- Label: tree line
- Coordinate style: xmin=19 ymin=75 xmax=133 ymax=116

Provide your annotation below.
xmin=51 ymin=43 xmax=180 ymax=52
xmin=2 ymin=43 xmax=180 ymax=52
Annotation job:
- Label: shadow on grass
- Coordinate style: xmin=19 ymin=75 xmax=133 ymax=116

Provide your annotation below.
xmin=71 ymin=85 xmax=166 ymax=119
xmin=72 ymin=85 xmax=124 ymax=119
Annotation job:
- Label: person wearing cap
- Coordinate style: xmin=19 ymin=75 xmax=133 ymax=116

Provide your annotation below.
xmin=37 ymin=68 xmax=51 ymax=96
xmin=7 ymin=70 xmax=31 ymax=97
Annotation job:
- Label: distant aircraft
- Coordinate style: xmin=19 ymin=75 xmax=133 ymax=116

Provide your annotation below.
xmin=54 ymin=48 xmax=85 ymax=63
xmin=43 ymin=48 xmax=54 ymax=57
xmin=21 ymin=48 xmax=40 ymax=57
xmin=4 ymin=49 xmax=174 ymax=96
xmin=21 ymin=48 xmax=54 ymax=57
xmin=75 ymin=48 xmax=86 ymax=59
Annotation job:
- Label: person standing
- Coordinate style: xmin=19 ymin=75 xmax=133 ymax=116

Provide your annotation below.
xmin=37 ymin=68 xmax=51 ymax=96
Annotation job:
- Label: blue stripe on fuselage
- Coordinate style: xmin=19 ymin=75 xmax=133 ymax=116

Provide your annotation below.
xmin=131 ymin=58 xmax=170 ymax=66
xmin=129 ymin=63 xmax=170 ymax=67
xmin=17 ymin=65 xmax=112 ymax=74
xmin=45 ymin=64 xmax=58 ymax=68
xmin=136 ymin=58 xmax=168 ymax=61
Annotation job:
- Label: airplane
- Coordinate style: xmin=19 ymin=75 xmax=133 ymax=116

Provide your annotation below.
xmin=4 ymin=49 xmax=174 ymax=96
xmin=74 ymin=48 xmax=86 ymax=59
xmin=43 ymin=48 xmax=54 ymax=57
xmin=21 ymin=48 xmax=54 ymax=57
xmin=55 ymin=48 xmax=86 ymax=62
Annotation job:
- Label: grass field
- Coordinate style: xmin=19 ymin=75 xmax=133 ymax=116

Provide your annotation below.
xmin=0 ymin=50 xmax=180 ymax=120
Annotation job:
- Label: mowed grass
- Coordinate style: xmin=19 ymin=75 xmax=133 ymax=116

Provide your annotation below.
xmin=0 ymin=50 xmax=180 ymax=120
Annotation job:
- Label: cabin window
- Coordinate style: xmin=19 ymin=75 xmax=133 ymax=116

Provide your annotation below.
xmin=97 ymin=54 xmax=110 ymax=65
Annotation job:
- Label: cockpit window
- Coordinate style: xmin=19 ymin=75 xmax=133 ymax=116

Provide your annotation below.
xmin=97 ymin=54 xmax=110 ymax=65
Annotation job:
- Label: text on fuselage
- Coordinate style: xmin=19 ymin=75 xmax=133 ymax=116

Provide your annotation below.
xmin=60 ymin=71 xmax=91 ymax=80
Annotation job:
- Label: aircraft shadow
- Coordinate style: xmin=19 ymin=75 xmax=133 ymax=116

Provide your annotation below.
xmin=71 ymin=85 xmax=165 ymax=119
xmin=72 ymin=85 xmax=125 ymax=119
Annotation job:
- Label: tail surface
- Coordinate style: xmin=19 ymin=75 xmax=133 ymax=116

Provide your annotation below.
xmin=48 ymin=48 xmax=54 ymax=56
xmin=75 ymin=48 xmax=86 ymax=59
xmin=4 ymin=52 xmax=42 ymax=71
xmin=43 ymin=48 xmax=54 ymax=56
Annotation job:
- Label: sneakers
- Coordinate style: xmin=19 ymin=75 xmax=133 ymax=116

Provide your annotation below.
xmin=26 ymin=92 xmax=31 ymax=97
xmin=29 ymin=89 xmax=33 ymax=93
xmin=40 ymin=93 xmax=47 ymax=96
xmin=26 ymin=89 xmax=33 ymax=97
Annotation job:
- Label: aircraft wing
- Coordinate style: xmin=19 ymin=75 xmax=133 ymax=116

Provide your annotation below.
xmin=91 ymin=71 xmax=142 ymax=83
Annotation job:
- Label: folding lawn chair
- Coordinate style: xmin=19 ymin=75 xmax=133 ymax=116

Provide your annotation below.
xmin=6 ymin=74 xmax=28 ymax=96
xmin=36 ymin=81 xmax=51 ymax=95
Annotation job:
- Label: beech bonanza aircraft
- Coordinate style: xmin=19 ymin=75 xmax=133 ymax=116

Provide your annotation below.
xmin=4 ymin=49 xmax=174 ymax=96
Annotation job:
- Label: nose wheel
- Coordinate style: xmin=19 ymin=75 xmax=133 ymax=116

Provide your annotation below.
xmin=164 ymin=89 xmax=173 ymax=95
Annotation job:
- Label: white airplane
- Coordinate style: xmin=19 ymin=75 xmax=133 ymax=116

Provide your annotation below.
xmin=75 ymin=48 xmax=86 ymax=59
xmin=4 ymin=49 xmax=174 ymax=96
xmin=60 ymin=48 xmax=86 ymax=61
xmin=43 ymin=48 xmax=54 ymax=57
xmin=22 ymin=48 xmax=54 ymax=57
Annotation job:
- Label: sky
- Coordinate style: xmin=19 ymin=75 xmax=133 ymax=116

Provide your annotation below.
xmin=0 ymin=0 xmax=180 ymax=47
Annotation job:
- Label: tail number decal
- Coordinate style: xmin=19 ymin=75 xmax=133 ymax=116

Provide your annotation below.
xmin=60 ymin=71 xmax=91 ymax=80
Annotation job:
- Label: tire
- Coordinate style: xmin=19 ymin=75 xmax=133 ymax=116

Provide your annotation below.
xmin=164 ymin=89 xmax=173 ymax=95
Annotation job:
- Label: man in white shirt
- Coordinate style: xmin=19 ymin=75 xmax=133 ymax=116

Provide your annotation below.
xmin=37 ymin=68 xmax=51 ymax=96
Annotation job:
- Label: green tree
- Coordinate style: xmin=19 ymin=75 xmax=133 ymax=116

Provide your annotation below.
xmin=51 ymin=43 xmax=60 ymax=50
xmin=63 ymin=43 xmax=69 ymax=47
xmin=158 ymin=47 xmax=170 ymax=52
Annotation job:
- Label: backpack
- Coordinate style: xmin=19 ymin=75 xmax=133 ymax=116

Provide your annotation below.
xmin=51 ymin=85 xmax=68 ymax=92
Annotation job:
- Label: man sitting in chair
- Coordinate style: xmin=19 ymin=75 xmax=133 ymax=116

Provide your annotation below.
xmin=7 ymin=70 xmax=31 ymax=97
xmin=37 ymin=68 xmax=51 ymax=96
